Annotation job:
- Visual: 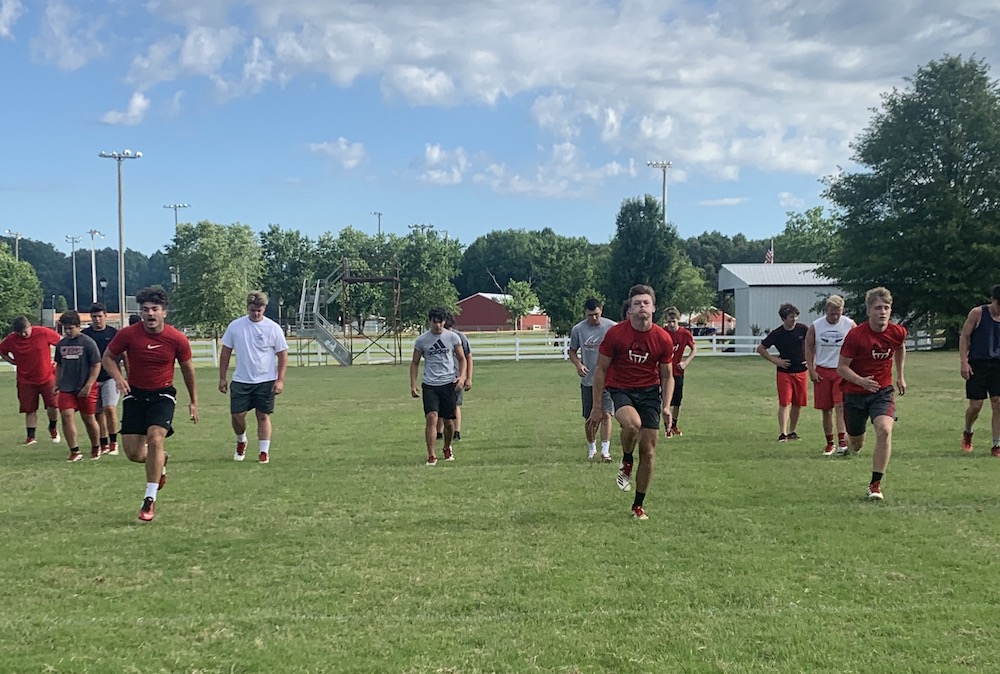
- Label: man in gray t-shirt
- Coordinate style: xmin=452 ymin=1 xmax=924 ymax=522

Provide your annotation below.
xmin=54 ymin=310 xmax=103 ymax=461
xmin=436 ymin=312 xmax=474 ymax=442
xmin=410 ymin=307 xmax=468 ymax=466
xmin=569 ymin=298 xmax=617 ymax=462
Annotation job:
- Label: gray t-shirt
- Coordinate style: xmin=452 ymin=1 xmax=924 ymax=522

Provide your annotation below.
xmin=54 ymin=333 xmax=102 ymax=394
xmin=569 ymin=317 xmax=617 ymax=386
xmin=413 ymin=329 xmax=463 ymax=386
xmin=450 ymin=328 xmax=471 ymax=356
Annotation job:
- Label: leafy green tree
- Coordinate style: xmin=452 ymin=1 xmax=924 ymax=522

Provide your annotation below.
xmin=457 ymin=230 xmax=537 ymax=297
xmin=681 ymin=231 xmax=770 ymax=289
xmin=259 ymin=224 xmax=318 ymax=323
xmin=822 ymin=55 xmax=1000 ymax=341
xmin=393 ymin=230 xmax=461 ymax=328
xmin=773 ymin=207 xmax=838 ymax=263
xmin=605 ymin=194 xmax=682 ymax=308
xmin=168 ymin=222 xmax=263 ymax=336
xmin=0 ymin=242 xmax=43 ymax=326
xmin=531 ymin=232 xmax=606 ymax=335
xmin=502 ymin=280 xmax=540 ymax=331
xmin=669 ymin=255 xmax=715 ymax=318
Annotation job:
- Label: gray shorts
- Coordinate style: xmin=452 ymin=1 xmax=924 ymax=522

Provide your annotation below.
xmin=97 ymin=379 xmax=120 ymax=408
xmin=230 ymin=381 xmax=276 ymax=415
xmin=844 ymin=387 xmax=895 ymax=436
xmin=581 ymin=385 xmax=614 ymax=418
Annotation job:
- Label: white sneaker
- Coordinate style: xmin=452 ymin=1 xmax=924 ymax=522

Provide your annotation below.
xmin=835 ymin=445 xmax=850 ymax=457
xmin=616 ymin=462 xmax=632 ymax=491
xmin=51 ymin=431 xmax=61 ymax=444
xmin=601 ymin=453 xmax=612 ymax=463
xmin=587 ymin=449 xmax=597 ymax=461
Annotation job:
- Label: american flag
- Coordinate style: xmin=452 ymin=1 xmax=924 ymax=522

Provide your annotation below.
xmin=764 ymin=241 xmax=774 ymax=264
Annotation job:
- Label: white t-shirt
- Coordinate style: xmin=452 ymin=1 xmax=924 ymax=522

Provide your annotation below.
xmin=221 ymin=315 xmax=289 ymax=384
xmin=812 ymin=315 xmax=854 ymax=369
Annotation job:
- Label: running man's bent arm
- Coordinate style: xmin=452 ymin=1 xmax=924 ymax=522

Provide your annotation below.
xmin=102 ymin=349 xmax=130 ymax=395
xmin=660 ymin=362 xmax=674 ymax=419
xmin=681 ymin=340 xmax=697 ymax=370
xmin=894 ymin=344 xmax=907 ymax=395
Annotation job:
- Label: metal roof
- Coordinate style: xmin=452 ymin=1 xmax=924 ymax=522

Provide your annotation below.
xmin=719 ymin=263 xmax=834 ymax=288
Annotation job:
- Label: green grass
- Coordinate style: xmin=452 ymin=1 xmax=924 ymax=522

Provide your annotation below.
xmin=2 ymin=352 xmax=999 ymax=673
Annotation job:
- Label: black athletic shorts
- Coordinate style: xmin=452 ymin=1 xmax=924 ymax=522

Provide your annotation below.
xmin=581 ymin=385 xmax=614 ymax=419
xmin=608 ymin=385 xmax=663 ymax=430
xmin=966 ymin=359 xmax=1000 ymax=400
xmin=670 ymin=375 xmax=684 ymax=407
xmin=422 ymin=383 xmax=457 ymax=420
xmin=230 ymin=380 xmax=276 ymax=415
xmin=121 ymin=386 xmax=177 ymax=437
xmin=844 ymin=387 xmax=895 ymax=437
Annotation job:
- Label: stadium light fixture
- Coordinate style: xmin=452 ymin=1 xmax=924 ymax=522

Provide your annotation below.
xmin=646 ymin=160 xmax=673 ymax=225
xmin=99 ymin=149 xmax=142 ymax=325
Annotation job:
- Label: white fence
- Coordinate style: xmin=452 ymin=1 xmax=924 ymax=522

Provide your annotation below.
xmin=0 ymin=331 xmax=943 ymax=372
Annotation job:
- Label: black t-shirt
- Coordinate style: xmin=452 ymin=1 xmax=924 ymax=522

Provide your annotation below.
xmin=761 ymin=324 xmax=808 ymax=373
xmin=82 ymin=325 xmax=118 ymax=382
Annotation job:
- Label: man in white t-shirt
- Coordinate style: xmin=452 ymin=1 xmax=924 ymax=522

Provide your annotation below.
xmin=219 ymin=292 xmax=289 ymax=464
xmin=805 ymin=294 xmax=856 ymax=456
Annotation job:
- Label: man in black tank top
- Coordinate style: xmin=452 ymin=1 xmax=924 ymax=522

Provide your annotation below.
xmin=959 ymin=284 xmax=1000 ymax=456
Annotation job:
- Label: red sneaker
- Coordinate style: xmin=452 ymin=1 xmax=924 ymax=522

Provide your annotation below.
xmin=426 ymin=455 xmax=438 ymax=466
xmin=671 ymin=425 xmax=682 ymax=437
xmin=617 ymin=461 xmax=633 ymax=491
xmin=822 ymin=443 xmax=835 ymax=456
xmin=158 ymin=454 xmax=169 ymax=490
xmin=67 ymin=451 xmax=83 ymax=462
xmin=258 ymin=451 xmax=269 ymax=464
xmin=100 ymin=444 xmax=110 ymax=455
xmin=234 ymin=440 xmax=247 ymax=461
xmin=107 ymin=441 xmax=119 ymax=456
xmin=631 ymin=505 xmax=648 ymax=520
xmin=50 ymin=428 xmax=61 ymax=444
xmin=90 ymin=447 xmax=101 ymax=460
xmin=992 ymin=446 xmax=1000 ymax=458
xmin=138 ymin=497 xmax=155 ymax=522
xmin=23 ymin=437 xmax=37 ymax=446
xmin=866 ymin=481 xmax=884 ymax=501
xmin=961 ymin=431 xmax=973 ymax=453
xmin=443 ymin=446 xmax=454 ymax=461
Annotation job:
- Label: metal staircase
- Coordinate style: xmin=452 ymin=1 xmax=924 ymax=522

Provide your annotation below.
xmin=297 ymin=264 xmax=353 ymax=366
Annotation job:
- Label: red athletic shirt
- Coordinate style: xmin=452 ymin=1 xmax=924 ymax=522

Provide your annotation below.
xmin=667 ymin=327 xmax=695 ymax=377
xmin=0 ymin=326 xmax=60 ymax=384
xmin=839 ymin=321 xmax=907 ymax=394
xmin=599 ymin=321 xmax=674 ymax=389
xmin=107 ymin=323 xmax=192 ymax=390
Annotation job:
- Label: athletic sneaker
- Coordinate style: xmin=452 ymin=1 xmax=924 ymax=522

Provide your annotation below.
xmin=961 ymin=431 xmax=973 ymax=453
xmin=107 ymin=441 xmax=119 ymax=456
xmin=778 ymin=433 xmax=788 ymax=442
xmin=617 ymin=461 xmax=633 ymax=491
xmin=631 ymin=505 xmax=648 ymax=520
xmin=787 ymin=432 xmax=799 ymax=440
xmin=436 ymin=432 xmax=443 ymax=440
xmin=442 ymin=446 xmax=454 ymax=461
xmin=259 ymin=451 xmax=269 ymax=464
xmin=836 ymin=445 xmax=850 ymax=457
xmin=866 ymin=481 xmax=884 ymax=501
xmin=100 ymin=444 xmax=110 ymax=455
xmin=822 ymin=443 xmax=835 ymax=456
xmin=158 ymin=454 xmax=168 ymax=490
xmin=601 ymin=454 xmax=612 ymax=463
xmin=587 ymin=448 xmax=597 ymax=461
xmin=454 ymin=431 xmax=462 ymax=441
xmin=50 ymin=429 xmax=61 ymax=444
xmin=234 ymin=440 xmax=247 ymax=461
xmin=67 ymin=451 xmax=83 ymax=462
xmin=664 ymin=426 xmax=673 ymax=438
xmin=138 ymin=497 xmax=155 ymax=522
xmin=992 ymin=446 xmax=1000 ymax=458
xmin=90 ymin=448 xmax=101 ymax=460
xmin=23 ymin=437 xmax=37 ymax=446
xmin=426 ymin=455 xmax=437 ymax=466
xmin=671 ymin=425 xmax=682 ymax=437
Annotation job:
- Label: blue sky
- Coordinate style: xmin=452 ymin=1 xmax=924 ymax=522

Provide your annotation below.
xmin=2 ymin=0 xmax=998 ymax=255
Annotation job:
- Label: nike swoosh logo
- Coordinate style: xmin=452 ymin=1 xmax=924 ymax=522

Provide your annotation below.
xmin=146 ymin=344 xmax=162 ymax=349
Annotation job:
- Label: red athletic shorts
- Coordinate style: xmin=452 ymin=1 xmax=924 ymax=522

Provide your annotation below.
xmin=57 ymin=387 xmax=99 ymax=415
xmin=776 ymin=370 xmax=809 ymax=407
xmin=812 ymin=366 xmax=844 ymax=410
xmin=17 ymin=379 xmax=57 ymax=414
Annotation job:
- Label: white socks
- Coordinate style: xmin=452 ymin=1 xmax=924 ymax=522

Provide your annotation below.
xmin=237 ymin=433 xmax=248 ymax=443
xmin=259 ymin=439 xmax=270 ymax=455
xmin=601 ymin=440 xmax=611 ymax=456
xmin=144 ymin=482 xmax=159 ymax=500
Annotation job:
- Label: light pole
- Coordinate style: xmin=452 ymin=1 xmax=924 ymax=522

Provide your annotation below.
xmin=163 ymin=203 xmax=190 ymax=230
xmin=87 ymin=229 xmax=104 ymax=303
xmin=408 ymin=223 xmax=434 ymax=235
xmin=646 ymin=160 xmax=673 ymax=225
xmin=370 ymin=211 xmax=383 ymax=236
xmin=4 ymin=229 xmax=22 ymax=260
xmin=99 ymin=149 xmax=142 ymax=324
xmin=66 ymin=235 xmax=81 ymax=310
xmin=98 ymin=277 xmax=108 ymax=304
xmin=164 ymin=203 xmax=189 ymax=286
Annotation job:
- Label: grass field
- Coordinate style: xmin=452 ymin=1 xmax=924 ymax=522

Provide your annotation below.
xmin=2 ymin=352 xmax=999 ymax=673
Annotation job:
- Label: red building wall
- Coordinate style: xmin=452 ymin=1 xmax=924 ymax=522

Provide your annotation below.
xmin=453 ymin=294 xmax=514 ymax=331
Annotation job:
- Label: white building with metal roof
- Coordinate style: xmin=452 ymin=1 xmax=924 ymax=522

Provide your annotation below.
xmin=718 ymin=264 xmax=846 ymax=338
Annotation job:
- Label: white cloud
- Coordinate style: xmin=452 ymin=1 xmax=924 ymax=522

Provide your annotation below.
xmin=309 ymin=138 xmax=366 ymax=169
xmin=31 ymin=1 xmax=104 ymax=70
xmin=0 ymin=0 xmax=24 ymax=39
xmin=473 ymin=142 xmax=635 ymax=197
xmin=778 ymin=191 xmax=806 ymax=208
xmin=100 ymin=92 xmax=151 ymax=126
xmin=699 ymin=197 xmax=749 ymax=207
xmin=417 ymin=144 xmax=469 ymax=186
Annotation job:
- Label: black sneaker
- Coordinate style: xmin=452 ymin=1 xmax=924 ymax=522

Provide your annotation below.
xmin=787 ymin=432 xmax=799 ymax=440
xmin=454 ymin=431 xmax=462 ymax=441
xmin=138 ymin=497 xmax=155 ymax=522
xmin=778 ymin=433 xmax=788 ymax=442
xmin=436 ymin=432 xmax=443 ymax=440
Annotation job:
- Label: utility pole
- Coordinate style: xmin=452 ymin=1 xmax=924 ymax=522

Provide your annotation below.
xmin=4 ymin=229 xmax=21 ymax=260
xmin=408 ymin=223 xmax=434 ymax=235
xmin=66 ymin=235 xmax=82 ymax=310
xmin=87 ymin=229 xmax=104 ymax=303
xmin=370 ymin=211 xmax=383 ymax=236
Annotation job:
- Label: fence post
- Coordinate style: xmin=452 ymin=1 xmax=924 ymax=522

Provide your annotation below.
xmin=515 ymin=334 xmax=520 ymax=362
xmin=213 ymin=337 xmax=219 ymax=367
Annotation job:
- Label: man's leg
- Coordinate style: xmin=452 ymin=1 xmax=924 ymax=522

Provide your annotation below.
xmin=777 ymin=404 xmax=790 ymax=438
xmin=615 ymin=406 xmax=641 ymax=491
xmin=82 ymin=413 xmax=101 ymax=458
xmin=424 ymin=412 xmax=439 ymax=460
xmin=231 ymin=410 xmax=249 ymax=460
xmin=454 ymin=406 xmax=462 ymax=434
xmin=96 ymin=407 xmax=109 ymax=445
xmin=788 ymin=404 xmax=801 ymax=436
xmin=633 ymin=428 xmax=658 ymax=494
xmin=964 ymin=399 xmax=984 ymax=451
xmin=990 ymin=397 xmax=1000 ymax=453
xmin=256 ymin=409 xmax=272 ymax=463
xmin=600 ymin=412 xmax=613 ymax=459
xmin=443 ymin=418 xmax=455 ymax=447
xmin=835 ymin=402 xmax=847 ymax=446
xmin=123 ymin=434 xmax=148 ymax=463
xmin=60 ymin=408 xmax=79 ymax=457
xmin=866 ymin=414 xmax=894 ymax=500
xmin=25 ymin=410 xmax=38 ymax=436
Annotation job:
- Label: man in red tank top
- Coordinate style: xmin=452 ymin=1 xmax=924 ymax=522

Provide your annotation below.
xmin=103 ymin=286 xmax=199 ymax=522
xmin=837 ymin=287 xmax=907 ymax=502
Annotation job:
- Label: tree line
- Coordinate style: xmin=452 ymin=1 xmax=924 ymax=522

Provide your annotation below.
xmin=3 ymin=55 xmax=1000 ymax=342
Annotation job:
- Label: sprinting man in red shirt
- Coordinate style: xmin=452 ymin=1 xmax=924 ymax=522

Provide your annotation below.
xmin=837 ymin=287 xmax=907 ymax=501
xmin=588 ymin=284 xmax=674 ymax=521
xmin=662 ymin=306 xmax=696 ymax=438
xmin=0 ymin=315 xmax=62 ymax=446
xmin=103 ymin=286 xmax=199 ymax=522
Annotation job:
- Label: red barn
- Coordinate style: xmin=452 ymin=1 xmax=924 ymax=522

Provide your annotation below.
xmin=452 ymin=293 xmax=550 ymax=332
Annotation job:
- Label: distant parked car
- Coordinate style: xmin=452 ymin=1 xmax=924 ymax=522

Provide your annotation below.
xmin=690 ymin=326 xmax=718 ymax=336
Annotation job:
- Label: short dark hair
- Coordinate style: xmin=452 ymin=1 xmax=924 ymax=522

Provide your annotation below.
xmin=444 ymin=312 xmax=456 ymax=329
xmin=428 ymin=307 xmax=447 ymax=323
xmin=992 ymin=285 xmax=1000 ymax=302
xmin=778 ymin=303 xmax=799 ymax=320
xmin=135 ymin=285 xmax=169 ymax=308
xmin=12 ymin=315 xmax=30 ymax=333
xmin=59 ymin=310 xmax=82 ymax=327
xmin=584 ymin=298 xmax=601 ymax=312
xmin=621 ymin=300 xmax=630 ymax=321
xmin=90 ymin=302 xmax=107 ymax=314
xmin=128 ymin=314 xmax=142 ymax=325
xmin=628 ymin=284 xmax=656 ymax=306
